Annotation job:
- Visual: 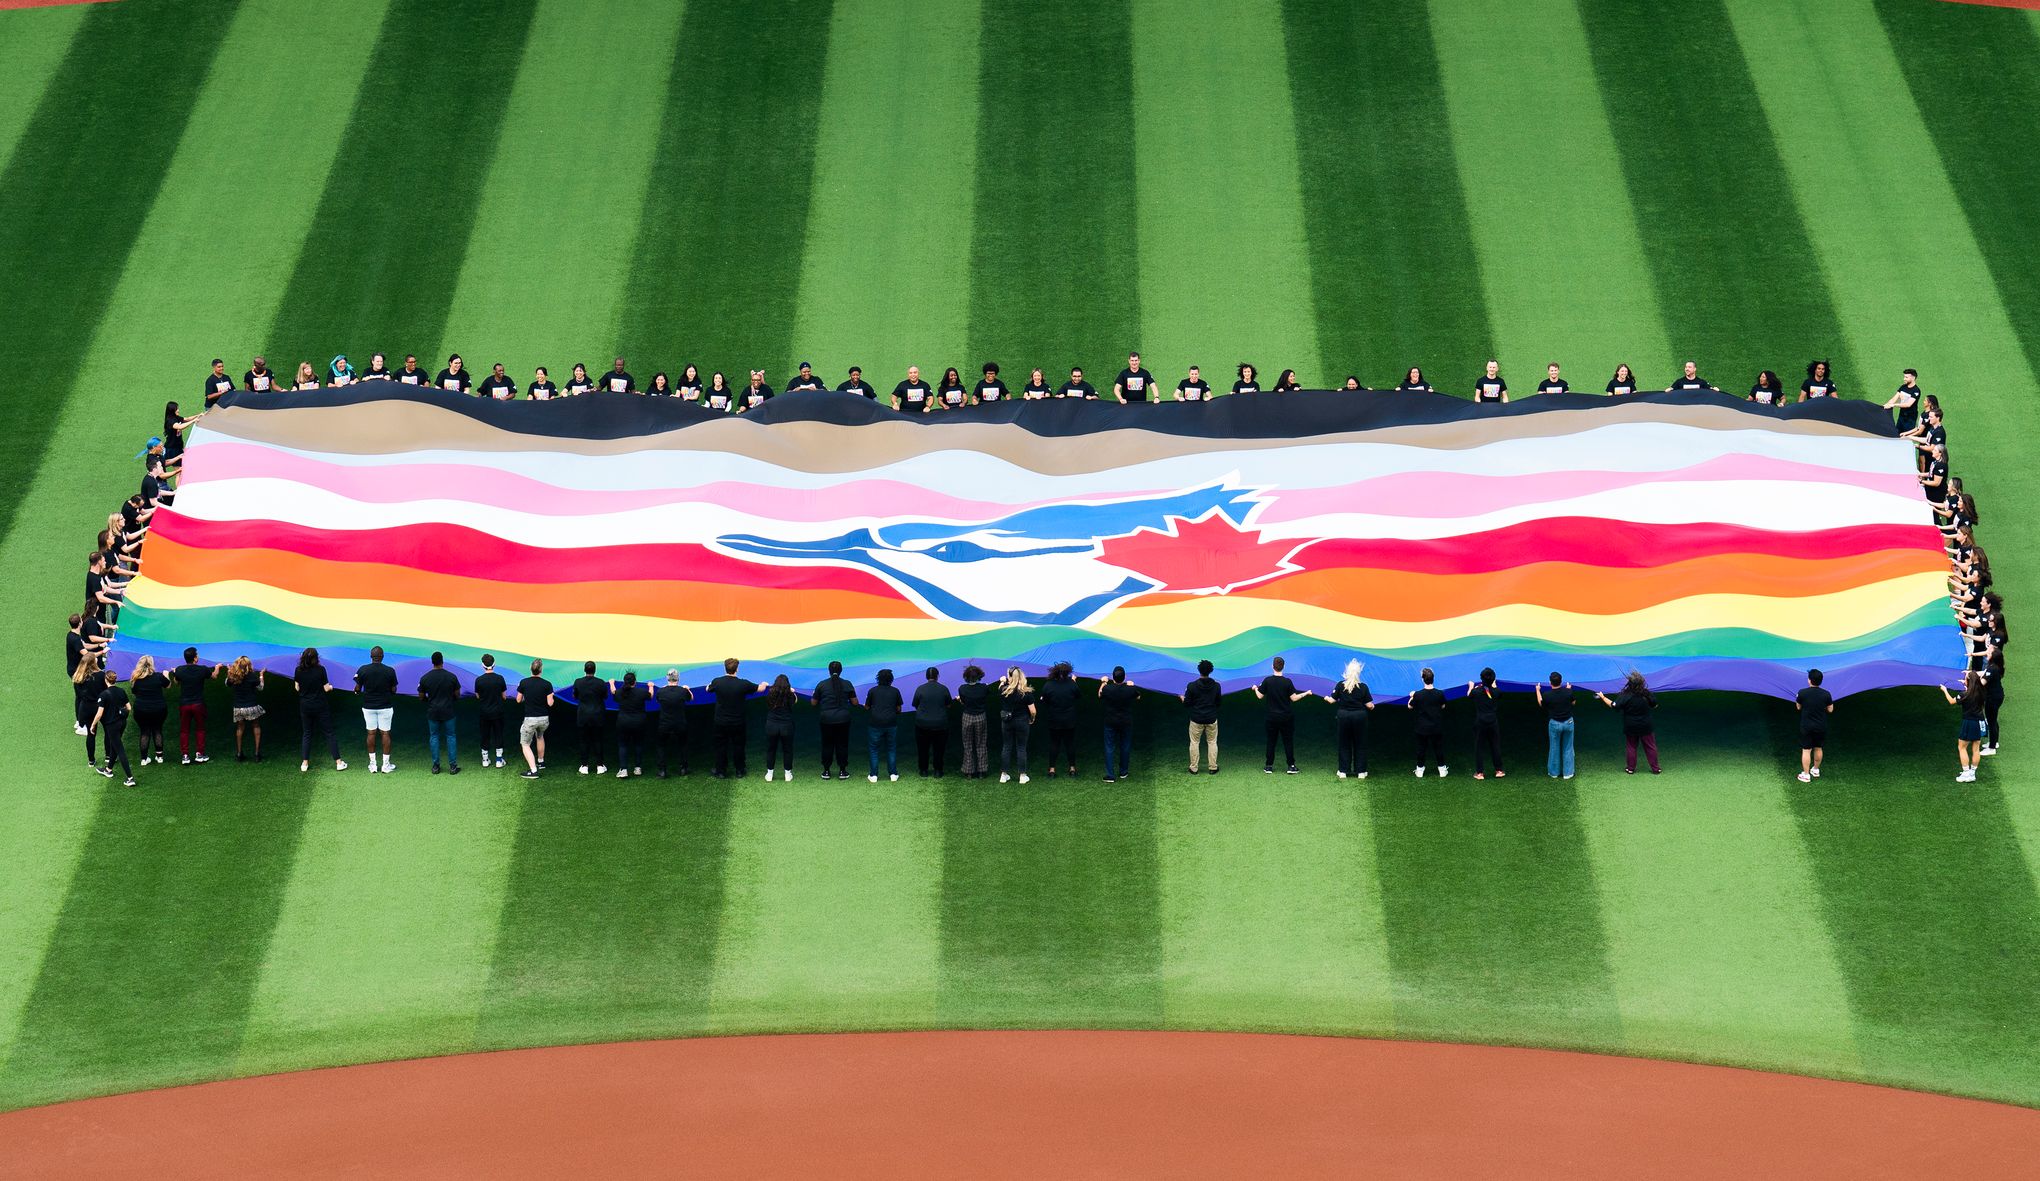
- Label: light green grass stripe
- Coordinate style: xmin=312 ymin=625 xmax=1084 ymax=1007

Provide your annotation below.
xmin=1573 ymin=699 xmax=1858 ymax=1075
xmin=1426 ymin=0 xmax=1671 ymax=383
xmin=1129 ymin=0 xmax=1317 ymax=384
xmin=1158 ymin=766 xmax=1394 ymax=1034
xmin=235 ymin=775 xmax=525 ymax=1076
xmin=789 ymin=0 xmax=981 ymax=384
xmin=0 ymin=5 xmax=85 ymax=176
xmin=708 ymin=781 xmax=943 ymax=1032
xmin=1721 ymin=0 xmax=2040 ymax=878
xmin=0 ymin=0 xmax=389 ymax=1074
xmin=432 ymin=0 xmax=687 ymax=373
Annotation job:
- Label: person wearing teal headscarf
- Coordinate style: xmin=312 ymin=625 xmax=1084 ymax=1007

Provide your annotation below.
xmin=328 ymin=355 xmax=357 ymax=386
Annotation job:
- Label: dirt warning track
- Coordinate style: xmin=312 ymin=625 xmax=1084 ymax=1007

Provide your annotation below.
xmin=5 ymin=1031 xmax=2036 ymax=1178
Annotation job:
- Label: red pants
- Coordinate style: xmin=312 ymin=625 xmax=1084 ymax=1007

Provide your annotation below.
xmin=1625 ymin=732 xmax=1659 ymax=773
xmin=178 ymin=703 xmax=207 ymax=756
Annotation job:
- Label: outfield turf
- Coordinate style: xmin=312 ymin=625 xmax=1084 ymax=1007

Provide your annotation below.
xmin=2 ymin=0 xmax=2038 ymax=1112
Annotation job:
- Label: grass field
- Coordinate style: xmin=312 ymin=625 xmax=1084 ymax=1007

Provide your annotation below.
xmin=4 ymin=0 xmax=2040 ymax=1112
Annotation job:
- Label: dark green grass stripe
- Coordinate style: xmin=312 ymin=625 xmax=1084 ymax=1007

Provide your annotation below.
xmin=0 ymin=689 xmax=314 ymax=1110
xmin=1281 ymin=0 xmax=1493 ymax=387
xmin=0 ymin=0 xmax=239 ymax=549
xmin=615 ymin=0 xmax=832 ymax=380
xmin=262 ymin=0 xmax=540 ymax=371
xmin=1774 ymin=690 xmax=2040 ymax=1104
xmin=939 ymin=685 xmax=1165 ymax=1027
xmin=1369 ymin=697 xmax=1625 ymax=1049
xmin=1874 ymin=1 xmax=2040 ymax=390
xmin=1577 ymin=0 xmax=1856 ymax=387
xmin=965 ymin=0 xmax=1139 ymax=377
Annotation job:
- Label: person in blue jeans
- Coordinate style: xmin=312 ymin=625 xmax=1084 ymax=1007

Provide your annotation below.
xmin=1536 ymin=671 xmax=1576 ymax=779
xmin=864 ymin=668 xmax=903 ymax=782
xmin=1099 ymin=666 xmax=1139 ymax=782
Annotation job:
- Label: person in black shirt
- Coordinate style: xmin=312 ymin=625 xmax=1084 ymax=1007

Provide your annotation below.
xmin=762 ymin=674 xmax=796 ymax=778
xmin=516 ymin=659 xmax=555 ymax=778
xmin=566 ymin=363 xmax=596 ymax=396
xmin=1396 ymin=367 xmax=1433 ymax=394
xmin=811 ymin=660 xmax=855 ymax=779
xmin=957 ymin=665 xmax=993 ymax=778
xmin=1338 ymin=376 xmax=1360 ymax=390
xmin=418 ymin=651 xmax=462 ymax=775
xmin=1181 ymin=658 xmax=1222 ymax=774
xmin=244 ymin=355 xmax=277 ymax=394
xmin=1799 ymin=359 xmax=1836 ymax=402
xmin=1794 ymin=668 xmax=1833 ymax=782
xmin=129 ymin=654 xmax=170 ymax=766
xmin=74 ymin=653 xmax=105 ymax=767
xmin=573 ymin=660 xmax=609 ymax=775
xmin=655 ymin=670 xmax=693 ymax=778
xmin=1593 ymin=671 xmax=1659 ymax=774
xmin=1605 ymin=364 xmax=1638 ymax=396
xmin=1115 ymin=352 xmax=1156 ymax=404
xmin=1408 ymin=668 xmax=1447 ymax=776
xmin=709 ymin=657 xmax=764 ymax=778
xmin=90 ymin=668 xmax=135 ymax=786
xmin=435 ymin=354 xmax=472 ymax=395
xmin=740 ymin=370 xmax=773 ymax=411
xmin=677 ymin=364 xmax=705 ymax=403
xmin=865 ymin=667 xmax=903 ymax=781
xmin=1252 ymin=655 xmax=1307 ymax=774
xmin=613 ymin=670 xmax=652 ymax=777
xmin=837 ymin=366 xmax=876 ymax=399
xmin=295 ymin=647 xmax=345 ymax=773
xmin=975 ymin=362 xmax=1007 ymax=403
xmin=1233 ymin=363 xmax=1261 ymax=395
xmin=605 ymin=357 xmax=636 ymax=395
xmin=1038 ymin=662 xmax=1082 ymax=776
xmin=1942 ymin=672 xmax=1988 ymax=783
xmin=291 ymin=361 xmax=316 ymax=390
xmin=1057 ymin=366 xmax=1096 ymax=399
xmin=935 ymin=367 xmax=968 ymax=411
xmin=911 ymin=666 xmax=954 ymax=775
xmin=1536 ymin=671 xmax=1576 ymax=779
xmin=997 ymin=666 xmax=1035 ymax=782
xmin=893 ymin=365 xmax=932 ymax=413
xmin=363 ymin=353 xmax=393 ymax=382
xmin=204 ymin=358 xmax=235 ymax=406
xmin=1176 ymin=366 xmax=1212 ymax=402
xmin=396 ymin=354 xmax=428 ymax=386
xmin=225 ymin=654 xmax=265 ymax=763
xmin=1323 ymin=659 xmax=1374 ymax=779
xmin=1021 ymin=368 xmax=1052 ymax=399
xmin=1273 ymin=369 xmax=1301 ymax=392
xmin=67 ymin=616 xmax=100 ymax=731
xmin=705 ymin=371 xmax=734 ymax=412
xmin=474 ymin=654 xmax=508 ymax=768
xmin=1536 ymin=363 xmax=1568 ymax=396
xmin=1919 ymin=444 xmax=1949 ymax=507
xmin=1098 ymin=666 xmax=1140 ymax=782
xmin=1473 ymin=360 xmax=1507 ymax=404
xmin=527 ymin=366 xmax=559 ymax=401
xmin=648 ymin=372 xmax=673 ymax=397
xmin=172 ymin=646 xmax=212 ymax=763
xmin=787 ymin=361 xmax=825 ymax=393
xmin=1465 ymin=667 xmax=1504 ymax=780
xmin=480 ymin=363 xmax=517 ymax=400
xmin=1749 ymin=370 xmax=1784 ymax=407
xmin=1667 ymin=361 xmax=1715 ymax=393
xmin=1884 ymin=368 xmax=1922 ymax=434
xmin=355 ymin=645 xmax=400 ymax=773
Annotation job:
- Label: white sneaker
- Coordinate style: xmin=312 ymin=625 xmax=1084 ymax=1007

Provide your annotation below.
xmin=1810 ymin=767 xmax=1821 ymax=779
xmin=1000 ymin=773 xmax=1011 ymax=783
xmin=1957 ymin=769 xmax=1975 ymax=782
xmin=1980 ymin=745 xmax=1997 ymax=757
xmin=335 ymin=759 xmax=348 ymax=771
xmin=889 ymin=773 xmax=899 ymax=782
xmin=368 ymin=761 xmax=379 ymax=774
xmin=868 ymin=774 xmax=878 ymax=783
xmin=765 ymin=770 xmax=775 ymax=781
xmin=579 ymin=765 xmax=589 ymax=775
xmin=633 ymin=767 xmax=643 ymax=776
xmin=1439 ymin=765 xmax=1449 ymax=777
xmin=617 ymin=768 xmax=629 ymax=778
xmin=75 ymin=723 xmax=88 ymax=736
xmin=1357 ymin=772 xmax=1368 ymax=779
xmin=1415 ymin=766 xmax=1425 ymax=777
xmin=596 ymin=765 xmax=606 ymax=775
xmin=1796 ymin=771 xmax=1812 ymax=783
xmin=301 ymin=760 xmax=310 ymax=773
xmin=1337 ymin=771 xmax=1348 ymax=780
xmin=382 ymin=757 xmax=394 ymax=773
xmin=1019 ymin=774 xmax=1030 ymax=784
xmin=784 ymin=770 xmax=793 ymax=780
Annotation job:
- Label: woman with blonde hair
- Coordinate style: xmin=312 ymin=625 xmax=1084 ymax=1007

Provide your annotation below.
xmin=225 ymin=655 xmax=266 ymax=762
xmin=997 ymin=667 xmax=1035 ymax=784
xmin=1325 ymin=658 xmax=1375 ymax=779
xmin=74 ymin=652 xmax=105 ymax=768
xmin=129 ymin=654 xmax=172 ymax=766
xmin=293 ymin=362 xmax=321 ymax=391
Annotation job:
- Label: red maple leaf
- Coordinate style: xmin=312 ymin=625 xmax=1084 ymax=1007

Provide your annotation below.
xmin=1096 ymin=511 xmax=1315 ymax=595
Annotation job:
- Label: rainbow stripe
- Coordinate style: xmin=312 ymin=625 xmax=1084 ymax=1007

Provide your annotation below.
xmin=115 ymin=384 xmax=1964 ymax=698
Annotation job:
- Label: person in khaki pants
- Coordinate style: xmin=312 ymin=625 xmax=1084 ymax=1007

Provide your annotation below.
xmin=1180 ymin=659 xmax=1223 ymax=774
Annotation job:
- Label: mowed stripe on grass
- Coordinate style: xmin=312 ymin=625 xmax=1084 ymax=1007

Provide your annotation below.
xmin=0 ymin=0 xmax=389 ymax=1106
xmin=0 ymin=2 xmax=86 ymax=175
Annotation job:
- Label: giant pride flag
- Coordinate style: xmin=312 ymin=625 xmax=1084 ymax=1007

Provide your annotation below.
xmin=114 ymin=383 xmax=1963 ymax=699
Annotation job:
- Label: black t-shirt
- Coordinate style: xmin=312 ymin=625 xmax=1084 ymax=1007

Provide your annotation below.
xmin=518 ymin=676 xmax=553 ymax=717
xmin=812 ymin=675 xmax=854 ymax=724
xmin=655 ymin=683 xmax=692 ymax=728
xmin=1396 ymin=380 xmax=1434 ymax=394
xmin=1669 ymin=376 xmax=1713 ymax=392
xmin=1116 ymin=367 xmax=1156 ymax=402
xmin=97 ymin=685 xmax=130 ymax=723
xmin=1259 ymin=674 xmax=1298 ymax=719
xmin=66 ymin=630 xmax=85 ymax=677
xmin=604 ymin=370 xmax=636 ymax=395
xmin=1796 ymin=686 xmax=1833 ymax=731
xmin=912 ymin=680 xmax=952 ymax=726
xmin=204 ymin=371 xmax=234 ymax=401
xmin=1606 ymin=377 xmax=1637 ymax=395
xmin=1891 ymin=383 xmax=1921 ymax=432
xmin=675 ymin=380 xmax=704 ymax=401
xmin=614 ymin=681 xmax=651 ymax=722
xmin=1542 ymin=685 xmax=1575 ymax=722
xmin=1800 ymin=378 xmax=1835 ymax=399
xmin=363 ymin=365 xmax=392 ymax=382
xmin=837 ymin=379 xmax=877 ymax=399
xmin=1331 ymin=682 xmax=1373 ymax=715
xmin=1100 ymin=681 xmax=1139 ymax=726
xmin=527 ymin=380 xmax=559 ymax=400
xmin=567 ymin=377 xmax=596 ymax=396
xmin=574 ymin=675 xmax=609 ymax=720
xmin=1468 ymin=685 xmax=1499 ymax=723
xmin=742 ymin=383 xmax=774 ymax=408
xmin=1474 ymin=376 xmax=1507 ymax=402
xmin=480 ymin=374 xmax=518 ymax=398
xmin=787 ymin=373 xmax=826 ymax=392
xmin=1924 ymin=457 xmax=1949 ymax=501
xmin=974 ymin=379 xmax=1008 ymax=402
xmin=85 ymin=569 xmax=106 ymax=607
xmin=1182 ymin=676 xmax=1222 ymax=724
xmin=1232 ymin=380 xmax=1261 ymax=395
xmin=435 ymin=368 xmax=472 ymax=394
xmin=173 ymin=662 xmax=211 ymax=703
xmin=710 ymin=675 xmax=753 ymax=726
xmin=959 ymin=681 xmax=992 ymax=716
xmin=396 ymin=367 xmax=427 ymax=386
xmin=229 ymin=671 xmax=262 ymax=709
xmin=1409 ymin=687 xmax=1446 ymax=735
xmin=1176 ymin=378 xmax=1212 ymax=401
xmin=244 ymin=367 xmax=276 ymax=393
xmin=1750 ymin=384 xmax=1782 ymax=405
xmin=355 ymin=661 xmax=399 ymax=709
xmin=295 ymin=663 xmax=329 ymax=705
xmin=894 ymin=380 xmax=932 ymax=410
xmin=999 ymin=687 xmax=1035 ymax=719
xmin=705 ymin=385 xmax=733 ymax=411
xmin=866 ymin=683 xmax=903 ymax=725
xmin=1614 ymin=689 xmax=1655 ymax=735
xmin=474 ymin=671 xmax=507 ymax=717
xmin=1537 ymin=379 xmax=1569 ymax=395
xmin=132 ymin=671 xmax=169 ymax=711
xmin=1039 ymin=679 xmax=1081 ymax=727
xmin=1058 ymin=380 xmax=1097 ymax=399
xmin=937 ymin=383 xmax=968 ymax=408
xmin=1021 ymin=380 xmax=1051 ymax=398
xmin=420 ymin=667 xmax=462 ymax=721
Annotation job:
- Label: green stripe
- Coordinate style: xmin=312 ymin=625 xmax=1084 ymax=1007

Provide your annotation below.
xmin=709 ymin=776 xmax=943 ymax=1032
xmin=431 ymin=0 xmax=690 ymax=374
xmin=615 ymin=0 xmax=832 ymax=384
xmin=1577 ymin=0 xmax=1857 ymax=386
xmin=1281 ymin=0 xmax=1494 ymax=386
xmin=0 ymin=0 xmax=240 ymax=549
xmin=0 ymin=0 xmax=385 ymax=1090
xmin=1574 ymin=694 xmax=1858 ymax=1075
xmin=939 ymin=691 xmax=1165 ymax=1027
xmin=0 ymin=4 xmax=86 ymax=176
xmin=1129 ymin=0 xmax=1318 ymax=385
xmin=1427 ymin=0 xmax=1671 ymax=384
xmin=1158 ymin=694 xmax=1394 ymax=1033
xmin=263 ymin=0 xmax=542 ymax=371
xmin=1370 ymin=698 xmax=1624 ymax=1049
xmin=965 ymin=0 xmax=1140 ymax=380
xmin=790 ymin=0 xmax=982 ymax=383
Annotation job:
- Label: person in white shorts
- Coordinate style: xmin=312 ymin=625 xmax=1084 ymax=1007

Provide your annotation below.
xmin=354 ymin=644 xmax=400 ymax=773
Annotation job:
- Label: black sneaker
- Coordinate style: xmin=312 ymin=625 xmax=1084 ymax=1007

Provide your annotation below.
xmin=96 ymin=765 xmax=115 ymax=778
xmin=1287 ymin=766 xmax=1298 ymax=775
xmin=449 ymin=765 xmax=461 ymax=775
xmin=432 ymin=763 xmax=442 ymax=775
xmin=1264 ymin=766 xmax=1274 ymax=774
xmin=519 ymin=769 xmax=539 ymax=779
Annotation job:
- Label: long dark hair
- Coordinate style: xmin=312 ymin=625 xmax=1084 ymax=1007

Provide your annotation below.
xmin=1276 ymin=369 xmax=1299 ymax=390
xmin=942 ymin=367 xmax=962 ymax=388
xmin=164 ymin=402 xmax=182 ymax=433
xmin=767 ymin=674 xmax=793 ymax=709
xmin=1806 ymin=359 xmax=1831 ymax=383
xmin=1624 ymin=670 xmax=1652 ymax=703
xmin=1961 ymin=671 xmax=1986 ymax=711
xmin=1050 ymin=661 xmax=1073 ymax=682
xmin=297 ymin=647 xmax=320 ymax=674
